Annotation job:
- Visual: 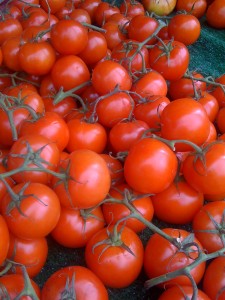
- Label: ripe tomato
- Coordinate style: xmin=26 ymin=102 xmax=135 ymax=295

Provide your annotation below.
xmin=209 ymin=74 xmax=225 ymax=108
xmin=0 ymin=273 xmax=41 ymax=299
xmin=175 ymin=0 xmax=207 ymax=19
xmin=168 ymin=14 xmax=201 ymax=45
xmin=124 ymin=137 xmax=178 ymax=194
xmin=1 ymin=182 xmax=61 ymax=239
xmin=206 ymin=0 xmax=225 ymax=29
xmin=203 ymin=256 xmax=225 ymax=300
xmin=7 ymin=134 xmax=60 ymax=184
xmin=144 ymin=228 xmax=206 ymax=287
xmin=198 ymin=91 xmax=219 ymax=123
xmin=102 ymin=21 xmax=127 ymax=50
xmin=142 ymin=0 xmax=177 ymax=16
xmin=0 ymin=215 xmax=9 ymax=265
xmin=52 ymin=149 xmax=111 ymax=209
xmin=50 ymin=19 xmax=88 ymax=55
xmin=149 ymin=40 xmax=190 ymax=81
xmin=51 ymin=55 xmax=90 ymax=92
xmin=192 ymin=201 xmax=225 ymax=253
xmin=152 ymin=177 xmax=204 ymax=225
xmin=41 ymin=265 xmax=109 ymax=300
xmin=182 ymin=142 xmax=225 ymax=195
xmin=85 ymin=225 xmax=144 ymax=288
xmin=7 ymin=233 xmax=48 ymax=277
xmin=94 ymin=1 xmax=120 ymax=26
xmin=69 ymin=8 xmax=92 ymax=24
xmin=91 ymin=60 xmax=132 ymax=96
xmin=159 ymin=285 xmax=211 ymax=300
xmin=216 ymin=107 xmax=225 ymax=134
xmin=78 ymin=0 xmax=101 ymax=22
xmin=119 ymin=0 xmax=145 ymax=18
xmin=51 ymin=206 xmax=105 ymax=248
xmin=160 ymin=98 xmax=211 ymax=152
xmin=102 ymin=183 xmax=154 ymax=233
xmin=1 ymin=36 xmax=22 ymax=71
xmin=100 ymin=153 xmax=124 ymax=185
xmin=40 ymin=0 xmax=66 ymax=14
xmin=0 ymin=18 xmax=23 ymax=46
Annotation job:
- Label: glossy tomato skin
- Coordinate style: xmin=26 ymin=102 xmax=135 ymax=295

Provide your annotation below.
xmin=203 ymin=256 xmax=225 ymax=300
xmin=175 ymin=0 xmax=207 ymax=19
xmin=0 ymin=215 xmax=10 ymax=265
xmin=41 ymin=265 xmax=109 ymax=300
xmin=52 ymin=149 xmax=111 ymax=209
xmin=206 ymin=0 xmax=225 ymax=29
xmin=151 ymin=178 xmax=204 ymax=225
xmin=149 ymin=40 xmax=190 ymax=81
xmin=85 ymin=225 xmax=144 ymax=288
xmin=192 ymin=201 xmax=225 ymax=253
xmin=124 ymin=138 xmax=178 ymax=194
xmin=144 ymin=228 xmax=206 ymax=287
xmin=1 ymin=182 xmax=61 ymax=239
xmin=182 ymin=142 xmax=225 ymax=195
xmin=100 ymin=153 xmax=124 ymax=185
xmin=0 ymin=274 xmax=41 ymax=299
xmin=159 ymin=285 xmax=211 ymax=300
xmin=209 ymin=74 xmax=225 ymax=108
xmin=0 ymin=18 xmax=23 ymax=46
xmin=160 ymin=98 xmax=211 ymax=152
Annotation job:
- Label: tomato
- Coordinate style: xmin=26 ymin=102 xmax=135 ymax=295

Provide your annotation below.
xmin=102 ymin=183 xmax=154 ymax=233
xmin=131 ymin=70 xmax=168 ymax=98
xmin=51 ymin=55 xmax=90 ymax=92
xmin=144 ymin=228 xmax=206 ymax=287
xmin=19 ymin=111 xmax=70 ymax=152
xmin=19 ymin=41 xmax=56 ymax=76
xmin=102 ymin=21 xmax=127 ymax=50
xmin=94 ymin=1 xmax=120 ymax=26
xmin=21 ymin=24 xmax=51 ymax=43
xmin=41 ymin=265 xmax=109 ymax=300
xmin=209 ymin=74 xmax=225 ymax=108
xmin=51 ymin=206 xmax=105 ymax=248
xmin=100 ymin=153 xmax=124 ymax=185
xmin=133 ymin=95 xmax=170 ymax=130
xmin=149 ymin=40 xmax=190 ymax=81
xmin=95 ymin=91 xmax=134 ymax=128
xmin=142 ymin=0 xmax=177 ymax=15
xmin=1 ymin=36 xmax=22 ymax=71
xmin=192 ymin=201 xmax=225 ymax=253
xmin=175 ymin=0 xmax=207 ymax=19
xmin=216 ymin=107 xmax=225 ymax=134
xmin=40 ymin=0 xmax=66 ymax=14
xmin=206 ymin=0 xmax=225 ymax=29
xmin=127 ymin=15 xmax=159 ymax=45
xmin=1 ymin=182 xmax=61 ymax=239
xmin=168 ymin=14 xmax=201 ymax=45
xmin=85 ymin=225 xmax=144 ymax=288
xmin=78 ymin=31 xmax=107 ymax=66
xmin=7 ymin=134 xmax=60 ymax=184
xmin=66 ymin=118 xmax=107 ymax=153
xmin=205 ymin=121 xmax=217 ymax=143
xmin=0 ymin=18 xmax=23 ymax=46
xmin=78 ymin=0 xmax=101 ymax=23
xmin=0 ymin=274 xmax=41 ymax=299
xmin=0 ymin=215 xmax=9 ymax=265
xmin=182 ymin=141 xmax=225 ymax=195
xmin=124 ymin=137 xmax=178 ymax=194
xmin=7 ymin=233 xmax=48 ymax=277
xmin=69 ymin=8 xmax=92 ymax=24
xmin=198 ymin=91 xmax=219 ymax=123
xmin=203 ymin=256 xmax=225 ymax=300
xmin=119 ymin=0 xmax=145 ymax=18
xmin=160 ymin=98 xmax=211 ymax=152
xmin=19 ymin=7 xmax=49 ymax=29
xmin=159 ymin=285 xmax=211 ymax=300
xmin=152 ymin=177 xmax=204 ymax=225
xmin=106 ymin=13 xmax=130 ymax=28
xmin=50 ymin=19 xmax=88 ymax=55
xmin=91 ymin=60 xmax=132 ymax=96
xmin=52 ymin=149 xmax=111 ymax=209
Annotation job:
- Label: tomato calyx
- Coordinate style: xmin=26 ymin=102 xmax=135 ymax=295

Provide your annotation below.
xmin=60 ymin=273 xmax=77 ymax=300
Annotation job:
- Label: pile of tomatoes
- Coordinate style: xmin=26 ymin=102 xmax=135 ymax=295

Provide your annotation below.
xmin=0 ymin=0 xmax=225 ymax=299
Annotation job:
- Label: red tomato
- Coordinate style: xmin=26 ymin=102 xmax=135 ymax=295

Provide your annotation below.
xmin=100 ymin=153 xmax=124 ymax=185
xmin=124 ymin=137 xmax=178 ymax=194
xmin=203 ymin=256 xmax=225 ymax=300
xmin=119 ymin=0 xmax=145 ymax=18
xmin=149 ymin=40 xmax=190 ymax=81
xmin=50 ymin=19 xmax=88 ymax=55
xmin=52 ymin=149 xmax=111 ymax=209
xmin=160 ymin=98 xmax=211 ymax=152
xmin=78 ymin=0 xmax=101 ymax=22
xmin=1 ymin=36 xmax=22 ymax=71
xmin=0 ymin=273 xmax=41 ymax=299
xmin=69 ymin=8 xmax=92 ymax=24
xmin=0 ymin=18 xmax=23 ymax=46
xmin=1 ymin=182 xmax=61 ymax=239
xmin=66 ymin=118 xmax=107 ymax=153
xmin=152 ymin=177 xmax=204 ymax=225
xmin=144 ymin=228 xmax=206 ymax=287
xmin=182 ymin=141 xmax=225 ymax=195
xmin=41 ymin=265 xmax=109 ymax=300
xmin=94 ymin=1 xmax=120 ymax=26
xmin=168 ymin=14 xmax=201 ymax=45
xmin=0 ymin=215 xmax=10 ymax=265
xmin=7 ymin=134 xmax=60 ymax=184
xmin=21 ymin=24 xmax=51 ymax=43
xmin=175 ymin=0 xmax=207 ymax=19
xmin=92 ymin=60 xmax=132 ymax=96
xmin=51 ymin=55 xmax=90 ymax=92
xmin=142 ymin=0 xmax=177 ymax=15
xmin=159 ymin=285 xmax=211 ymax=300
xmin=85 ymin=225 xmax=144 ymax=288
xmin=40 ymin=0 xmax=66 ymax=14
xmin=102 ymin=21 xmax=127 ymax=51
xmin=209 ymin=74 xmax=225 ymax=108
xmin=192 ymin=201 xmax=225 ymax=253
xmin=206 ymin=0 xmax=225 ymax=29
xmin=7 ymin=233 xmax=48 ymax=277
xmin=51 ymin=206 xmax=105 ymax=248
xmin=102 ymin=183 xmax=154 ymax=233
xmin=198 ymin=91 xmax=219 ymax=123
xmin=216 ymin=107 xmax=225 ymax=134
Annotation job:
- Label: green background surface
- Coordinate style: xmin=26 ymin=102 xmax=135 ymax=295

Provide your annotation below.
xmin=34 ymin=1 xmax=225 ymax=299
